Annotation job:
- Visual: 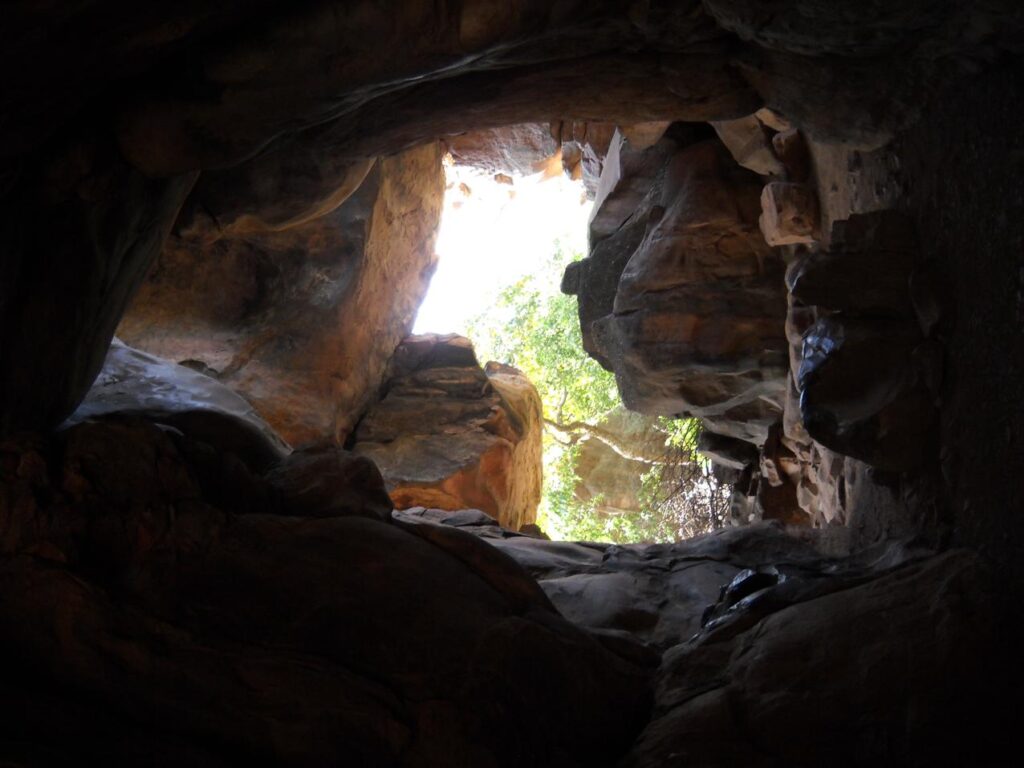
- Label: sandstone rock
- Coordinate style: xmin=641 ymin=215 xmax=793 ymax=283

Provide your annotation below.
xmin=487 ymin=521 xmax=837 ymax=649
xmin=119 ymin=143 xmax=445 ymax=446
xmin=574 ymin=408 xmax=672 ymax=517
xmin=0 ymin=139 xmax=195 ymax=436
xmin=793 ymin=212 xmax=938 ymax=471
xmin=771 ymin=127 xmax=811 ymax=181
xmin=445 ymin=123 xmax=559 ymax=176
xmin=619 ymin=122 xmax=673 ymax=151
xmin=759 ymin=181 xmax=819 ymax=246
xmin=787 ymin=210 xmax=918 ymax=315
xmin=352 ymin=335 xmax=541 ymax=530
xmin=263 ymin=444 xmax=393 ymax=521
xmin=622 ymin=549 xmax=995 ymax=767
xmin=710 ymin=113 xmax=785 ymax=176
xmin=589 ymin=139 xmax=789 ymax=443
xmin=0 ymin=427 xmax=649 ymax=767
xmin=799 ymin=315 xmax=936 ymax=471
xmin=66 ymin=339 xmax=289 ymax=472
xmin=555 ymin=121 xmax=619 ymax=197
xmin=697 ymin=431 xmax=759 ymax=471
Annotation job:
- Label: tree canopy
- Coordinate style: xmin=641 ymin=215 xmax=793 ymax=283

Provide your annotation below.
xmin=469 ymin=245 xmax=730 ymax=542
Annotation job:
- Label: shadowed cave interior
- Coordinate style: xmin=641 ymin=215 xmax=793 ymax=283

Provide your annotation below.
xmin=1 ymin=3 xmax=1023 ymax=766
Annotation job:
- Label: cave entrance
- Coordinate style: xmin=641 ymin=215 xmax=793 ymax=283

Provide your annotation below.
xmin=406 ymin=126 xmax=731 ymax=543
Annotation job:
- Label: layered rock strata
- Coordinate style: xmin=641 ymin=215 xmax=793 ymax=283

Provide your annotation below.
xmin=352 ymin=335 xmax=542 ymax=531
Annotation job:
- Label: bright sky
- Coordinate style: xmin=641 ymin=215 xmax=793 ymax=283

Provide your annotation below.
xmin=413 ymin=159 xmax=592 ymax=335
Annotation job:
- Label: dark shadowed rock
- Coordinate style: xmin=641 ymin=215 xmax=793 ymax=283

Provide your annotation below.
xmin=0 ymin=425 xmax=650 ymax=767
xmin=263 ymin=444 xmax=392 ymax=521
xmin=794 ymin=212 xmax=938 ymax=471
xmin=66 ymin=339 xmax=289 ymax=472
xmin=622 ymin=549 xmax=995 ymax=768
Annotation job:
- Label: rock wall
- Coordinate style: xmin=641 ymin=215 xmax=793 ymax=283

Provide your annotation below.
xmin=119 ymin=143 xmax=445 ymax=446
xmin=1 ymin=4 xmax=1023 ymax=767
xmin=6 ymin=1 xmax=1019 ymax=438
xmin=352 ymin=335 xmax=542 ymax=531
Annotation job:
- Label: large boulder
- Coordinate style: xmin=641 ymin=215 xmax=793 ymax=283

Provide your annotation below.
xmin=582 ymin=138 xmax=789 ymax=444
xmin=66 ymin=339 xmax=289 ymax=472
xmin=352 ymin=335 xmax=542 ymax=531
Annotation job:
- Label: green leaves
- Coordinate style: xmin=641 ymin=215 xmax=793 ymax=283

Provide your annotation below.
xmin=468 ymin=243 xmax=730 ymax=543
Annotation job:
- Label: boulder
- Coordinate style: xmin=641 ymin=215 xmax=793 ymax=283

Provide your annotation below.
xmin=590 ymin=138 xmax=789 ymax=443
xmin=573 ymin=408 xmax=673 ymax=517
xmin=66 ymin=339 xmax=289 ymax=472
xmin=710 ymin=113 xmax=785 ymax=176
xmin=352 ymin=335 xmax=542 ymax=530
xmin=263 ymin=444 xmax=393 ymax=521
xmin=759 ymin=181 xmax=819 ymax=246
xmin=793 ymin=212 xmax=938 ymax=471
xmin=622 ymin=549 xmax=995 ymax=767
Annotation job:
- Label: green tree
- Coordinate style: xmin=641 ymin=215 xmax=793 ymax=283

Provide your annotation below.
xmin=469 ymin=245 xmax=730 ymax=542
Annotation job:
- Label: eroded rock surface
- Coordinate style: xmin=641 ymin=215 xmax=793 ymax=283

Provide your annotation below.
xmin=568 ymin=135 xmax=789 ymax=446
xmin=0 ymin=422 xmax=649 ymax=767
xmin=119 ymin=144 xmax=445 ymax=446
xmin=445 ymin=123 xmax=560 ymax=177
xmin=394 ymin=509 xmax=1002 ymax=766
xmin=352 ymin=335 xmax=542 ymax=531
xmin=67 ymin=339 xmax=289 ymax=472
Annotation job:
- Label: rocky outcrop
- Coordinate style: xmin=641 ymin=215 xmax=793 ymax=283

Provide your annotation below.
xmin=0 ymin=422 xmax=648 ymax=767
xmin=623 ymin=549 xmax=993 ymax=768
xmin=393 ymin=509 xmax=1001 ymax=766
xmin=3 ymin=2 xmax=1021 ymax=439
xmin=67 ymin=339 xmax=290 ymax=472
xmin=352 ymin=335 xmax=542 ymax=531
xmin=119 ymin=144 xmax=445 ymax=446
xmin=566 ymin=134 xmax=790 ymax=446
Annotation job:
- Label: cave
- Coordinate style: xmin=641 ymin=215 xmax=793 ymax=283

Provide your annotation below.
xmin=1 ymin=3 xmax=1022 ymax=766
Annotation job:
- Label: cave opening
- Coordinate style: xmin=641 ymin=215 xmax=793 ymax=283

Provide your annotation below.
xmin=408 ymin=128 xmax=736 ymax=543
xmin=2 ymin=4 xmax=1022 ymax=765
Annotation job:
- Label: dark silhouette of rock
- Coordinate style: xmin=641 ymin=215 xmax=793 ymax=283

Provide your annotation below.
xmin=66 ymin=339 xmax=289 ymax=472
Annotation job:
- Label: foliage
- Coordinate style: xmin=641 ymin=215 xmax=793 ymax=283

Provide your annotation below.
xmin=470 ymin=247 xmax=619 ymax=427
xmin=469 ymin=245 xmax=731 ymax=543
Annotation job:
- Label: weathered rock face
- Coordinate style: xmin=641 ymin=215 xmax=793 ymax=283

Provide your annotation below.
xmin=352 ymin=335 xmax=542 ymax=531
xmin=445 ymin=123 xmax=560 ymax=178
xmin=392 ymin=509 xmax=1004 ymax=766
xmin=3 ymin=1 xmax=1021 ymax=439
xmin=622 ymin=548 xmax=995 ymax=768
xmin=0 ymin=421 xmax=649 ymax=767
xmin=118 ymin=144 xmax=444 ymax=447
xmin=567 ymin=134 xmax=789 ymax=446
xmin=67 ymin=339 xmax=290 ymax=471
